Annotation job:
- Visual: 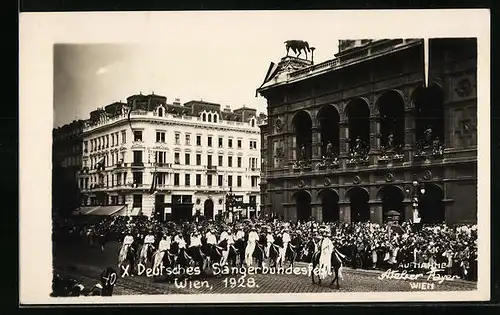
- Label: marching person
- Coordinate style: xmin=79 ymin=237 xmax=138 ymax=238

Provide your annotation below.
xmin=265 ymin=227 xmax=275 ymax=258
xmin=219 ymin=227 xmax=235 ymax=266
xmin=174 ymin=230 xmax=191 ymax=262
xmin=189 ymin=228 xmax=203 ymax=267
xmin=245 ymin=225 xmax=259 ymax=266
xmin=154 ymin=232 xmax=171 ymax=269
xmin=282 ymin=227 xmax=291 ymax=256
xmin=120 ymin=229 xmax=135 ymax=276
xmin=235 ymin=225 xmax=245 ymax=241
xmin=319 ymin=228 xmax=334 ymax=280
xmin=205 ymin=226 xmax=218 ymax=247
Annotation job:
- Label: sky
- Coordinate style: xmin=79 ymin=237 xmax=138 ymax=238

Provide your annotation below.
xmin=53 ymin=12 xmax=342 ymax=128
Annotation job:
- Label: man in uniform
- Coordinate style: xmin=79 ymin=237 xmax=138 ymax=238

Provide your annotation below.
xmin=142 ymin=229 xmax=156 ymax=263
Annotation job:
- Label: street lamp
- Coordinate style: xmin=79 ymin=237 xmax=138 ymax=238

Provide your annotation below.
xmin=405 ymin=176 xmax=426 ymax=228
xmin=226 ymin=187 xmax=237 ymax=223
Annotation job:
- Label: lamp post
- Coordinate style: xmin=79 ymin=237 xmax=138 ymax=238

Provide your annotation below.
xmin=405 ymin=175 xmax=426 ymax=229
xmin=226 ymin=187 xmax=237 ymax=223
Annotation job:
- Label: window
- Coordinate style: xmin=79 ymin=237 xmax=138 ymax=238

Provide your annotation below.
xmin=228 ymin=156 xmax=233 ymax=167
xmin=174 ymin=153 xmax=180 ymax=164
xmin=185 ymin=153 xmax=190 ymax=165
xmin=207 ymin=155 xmax=212 ymax=167
xmin=84 ymin=141 xmax=88 ymax=152
xmin=228 ymin=139 xmax=233 ymax=148
xmin=218 ymin=155 xmax=223 ymax=167
xmin=158 ymin=107 xmax=164 ymax=117
xmin=174 ymin=173 xmax=180 ymax=186
xmin=237 ymin=176 xmax=242 ymax=187
xmin=111 ymin=135 xmax=114 ymax=147
xmin=251 ymin=176 xmax=259 ymax=187
xmin=133 ymin=172 xmax=143 ymax=184
xmin=133 ymin=130 xmax=142 ymax=142
xmin=237 ymin=139 xmax=242 ymax=148
xmin=186 ymin=134 xmax=191 ymax=145
xmin=175 ymin=133 xmax=180 ymax=145
xmin=106 ymin=135 xmax=109 ymax=148
xmin=228 ymin=175 xmax=233 ymax=187
xmin=214 ymin=115 xmax=218 ymax=123
xmin=208 ymin=114 xmax=212 ymax=122
xmin=155 ymin=151 xmax=166 ymax=165
xmin=133 ymin=194 xmax=143 ymax=208
xmin=196 ymin=174 xmax=201 ymax=186
xmin=121 ymin=130 xmax=126 ymax=144
xmin=196 ymin=135 xmax=202 ymax=146
xmin=218 ymin=175 xmax=223 ymax=186
xmin=207 ymin=174 xmax=212 ymax=186
xmin=237 ymin=157 xmax=242 ymax=168
xmin=133 ymin=150 xmax=143 ymax=164
xmin=196 ymin=154 xmax=201 ymax=165
xmin=157 ymin=172 xmax=166 ymax=186
xmin=156 ymin=131 xmax=166 ymax=143
xmin=185 ymin=174 xmax=190 ymax=186
xmin=202 ymin=113 xmax=206 ymax=121
xmin=208 ymin=136 xmax=213 ymax=147
xmin=218 ymin=137 xmax=223 ymax=148
xmin=251 ymin=119 xmax=255 ymax=127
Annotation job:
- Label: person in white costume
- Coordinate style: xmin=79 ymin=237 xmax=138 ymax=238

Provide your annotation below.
xmin=319 ymin=229 xmax=334 ymax=280
xmin=265 ymin=228 xmax=275 ymax=258
xmin=245 ymin=225 xmax=259 ymax=266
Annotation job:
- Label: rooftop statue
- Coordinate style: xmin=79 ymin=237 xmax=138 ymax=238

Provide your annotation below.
xmin=284 ymin=40 xmax=311 ymax=59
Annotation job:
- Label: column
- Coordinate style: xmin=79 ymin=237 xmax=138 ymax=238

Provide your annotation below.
xmin=369 ymin=115 xmax=382 ymax=153
xmin=312 ymin=204 xmax=322 ymax=222
xmin=311 ymin=123 xmax=321 ymax=160
xmin=404 ymin=104 xmax=417 ymax=160
xmin=370 ymin=204 xmax=383 ymax=224
xmin=403 ymin=203 xmax=413 ymax=223
xmin=339 ymin=120 xmax=350 ymax=157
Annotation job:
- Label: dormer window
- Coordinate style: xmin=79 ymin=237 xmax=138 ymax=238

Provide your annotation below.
xmin=214 ymin=115 xmax=218 ymax=123
xmin=208 ymin=114 xmax=212 ymax=122
xmin=251 ymin=119 xmax=255 ymax=127
xmin=158 ymin=107 xmax=164 ymax=117
xmin=202 ymin=113 xmax=206 ymax=121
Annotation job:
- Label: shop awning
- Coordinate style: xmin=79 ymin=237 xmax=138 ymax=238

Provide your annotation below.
xmin=73 ymin=205 xmax=126 ymax=216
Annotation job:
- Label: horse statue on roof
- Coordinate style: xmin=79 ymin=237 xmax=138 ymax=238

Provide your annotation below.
xmin=284 ymin=40 xmax=311 ymax=59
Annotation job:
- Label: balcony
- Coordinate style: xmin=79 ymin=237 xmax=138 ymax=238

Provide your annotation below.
xmin=114 ymin=162 xmax=128 ymax=169
xmin=206 ymin=165 xmax=217 ymax=173
xmin=131 ymin=162 xmax=144 ymax=168
xmin=250 ymin=167 xmax=261 ymax=172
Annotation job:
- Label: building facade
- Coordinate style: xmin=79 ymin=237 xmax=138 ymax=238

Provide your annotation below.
xmin=257 ymin=38 xmax=477 ymax=225
xmin=78 ymin=94 xmax=264 ymax=220
xmin=52 ymin=120 xmax=85 ymax=215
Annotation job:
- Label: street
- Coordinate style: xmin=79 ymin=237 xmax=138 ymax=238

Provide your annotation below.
xmin=53 ymin=241 xmax=477 ymax=295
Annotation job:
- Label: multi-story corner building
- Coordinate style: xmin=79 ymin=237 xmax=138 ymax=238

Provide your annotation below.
xmin=257 ymin=38 xmax=477 ymax=225
xmin=78 ymin=93 xmax=264 ymax=221
xmin=52 ymin=120 xmax=85 ymax=214
xmin=259 ymin=119 xmax=269 ymax=218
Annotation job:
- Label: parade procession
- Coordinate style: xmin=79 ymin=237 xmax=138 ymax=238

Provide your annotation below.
xmin=50 ymin=36 xmax=479 ymax=297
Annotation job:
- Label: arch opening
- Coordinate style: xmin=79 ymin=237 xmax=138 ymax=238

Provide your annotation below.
xmin=346 ymin=187 xmax=370 ymax=222
xmin=346 ymin=99 xmax=370 ymax=155
xmin=294 ymin=190 xmax=312 ymax=222
xmin=319 ymin=189 xmax=339 ymax=222
xmin=292 ymin=111 xmax=313 ymax=160
xmin=318 ymin=105 xmax=340 ymax=157
xmin=419 ymin=183 xmax=445 ymax=224
xmin=377 ymin=91 xmax=405 ymax=150
xmin=413 ymin=85 xmax=445 ymax=148
xmin=379 ymin=185 xmax=405 ymax=222
xmin=204 ymin=199 xmax=214 ymax=220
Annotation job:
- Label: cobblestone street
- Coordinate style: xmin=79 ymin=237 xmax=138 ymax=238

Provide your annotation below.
xmin=54 ymin=242 xmax=476 ymax=295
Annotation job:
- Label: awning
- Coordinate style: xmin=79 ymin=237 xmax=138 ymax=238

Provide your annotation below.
xmin=73 ymin=205 xmax=126 ymax=216
xmin=112 ymin=207 xmax=142 ymax=217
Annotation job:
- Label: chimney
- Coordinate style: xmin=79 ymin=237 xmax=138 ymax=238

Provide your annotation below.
xmin=224 ymin=105 xmax=231 ymax=113
xmin=173 ymin=98 xmax=181 ymax=106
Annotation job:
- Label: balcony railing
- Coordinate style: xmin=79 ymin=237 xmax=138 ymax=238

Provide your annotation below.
xmin=206 ymin=165 xmax=217 ymax=173
xmin=131 ymin=162 xmax=144 ymax=168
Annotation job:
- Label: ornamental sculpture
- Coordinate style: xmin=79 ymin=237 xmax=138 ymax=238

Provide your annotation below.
xmin=284 ymin=40 xmax=311 ymax=59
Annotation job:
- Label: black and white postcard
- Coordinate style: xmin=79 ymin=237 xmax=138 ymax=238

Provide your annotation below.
xmin=19 ymin=9 xmax=490 ymax=304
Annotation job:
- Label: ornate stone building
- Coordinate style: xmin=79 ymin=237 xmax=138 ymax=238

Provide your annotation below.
xmin=257 ymin=38 xmax=477 ymax=225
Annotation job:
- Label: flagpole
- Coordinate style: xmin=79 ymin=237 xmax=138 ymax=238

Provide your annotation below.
xmin=423 ymin=38 xmax=429 ymax=87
